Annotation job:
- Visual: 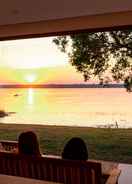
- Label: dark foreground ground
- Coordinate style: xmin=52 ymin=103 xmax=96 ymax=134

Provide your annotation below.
xmin=0 ymin=123 xmax=132 ymax=164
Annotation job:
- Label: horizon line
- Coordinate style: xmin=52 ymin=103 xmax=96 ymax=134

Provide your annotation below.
xmin=0 ymin=83 xmax=124 ymax=88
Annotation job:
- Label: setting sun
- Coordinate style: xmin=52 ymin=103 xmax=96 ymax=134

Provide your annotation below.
xmin=25 ymin=74 xmax=37 ymax=83
xmin=0 ymin=37 xmax=84 ymax=85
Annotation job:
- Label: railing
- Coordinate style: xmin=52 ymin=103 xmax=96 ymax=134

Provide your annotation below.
xmin=0 ymin=140 xmax=121 ymax=184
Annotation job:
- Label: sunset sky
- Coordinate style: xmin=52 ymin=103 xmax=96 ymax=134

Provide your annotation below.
xmin=0 ymin=37 xmax=87 ymax=84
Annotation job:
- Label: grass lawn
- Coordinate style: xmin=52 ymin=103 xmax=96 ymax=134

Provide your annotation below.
xmin=0 ymin=123 xmax=132 ymax=164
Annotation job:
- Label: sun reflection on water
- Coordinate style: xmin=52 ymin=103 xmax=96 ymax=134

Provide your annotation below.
xmin=27 ymin=88 xmax=34 ymax=105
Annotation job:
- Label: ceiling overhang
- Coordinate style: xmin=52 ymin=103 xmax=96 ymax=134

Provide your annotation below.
xmin=0 ymin=0 xmax=132 ymax=40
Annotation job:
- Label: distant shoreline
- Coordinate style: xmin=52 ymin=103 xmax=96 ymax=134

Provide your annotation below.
xmin=0 ymin=84 xmax=124 ymax=88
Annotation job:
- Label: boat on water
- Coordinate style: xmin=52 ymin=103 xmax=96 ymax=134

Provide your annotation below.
xmin=14 ymin=94 xmax=19 ymax=97
xmin=0 ymin=110 xmax=8 ymax=117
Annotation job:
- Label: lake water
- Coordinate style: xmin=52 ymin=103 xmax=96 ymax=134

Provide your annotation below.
xmin=0 ymin=88 xmax=132 ymax=128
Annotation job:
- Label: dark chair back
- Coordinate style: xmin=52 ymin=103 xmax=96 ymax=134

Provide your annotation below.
xmin=0 ymin=152 xmax=102 ymax=184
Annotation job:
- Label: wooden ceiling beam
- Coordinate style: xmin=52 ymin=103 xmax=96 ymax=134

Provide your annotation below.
xmin=0 ymin=11 xmax=132 ymax=40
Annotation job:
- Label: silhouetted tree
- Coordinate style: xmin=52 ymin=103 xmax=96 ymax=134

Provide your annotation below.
xmin=124 ymin=76 xmax=132 ymax=92
xmin=53 ymin=30 xmax=132 ymax=91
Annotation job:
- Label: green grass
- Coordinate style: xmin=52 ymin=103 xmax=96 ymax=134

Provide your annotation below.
xmin=0 ymin=123 xmax=132 ymax=163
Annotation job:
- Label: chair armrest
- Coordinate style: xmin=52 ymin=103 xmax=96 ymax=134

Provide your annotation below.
xmin=105 ymin=168 xmax=121 ymax=184
xmin=0 ymin=140 xmax=18 ymax=152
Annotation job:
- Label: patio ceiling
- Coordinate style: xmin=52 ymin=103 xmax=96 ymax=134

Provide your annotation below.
xmin=0 ymin=0 xmax=132 ymax=40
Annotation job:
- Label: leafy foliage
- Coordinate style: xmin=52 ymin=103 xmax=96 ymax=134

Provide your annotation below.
xmin=53 ymin=30 xmax=132 ymax=90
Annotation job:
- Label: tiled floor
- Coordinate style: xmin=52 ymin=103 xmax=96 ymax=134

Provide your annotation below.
xmin=118 ymin=163 xmax=132 ymax=184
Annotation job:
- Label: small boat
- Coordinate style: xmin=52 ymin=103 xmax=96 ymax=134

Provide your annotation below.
xmin=14 ymin=94 xmax=19 ymax=97
xmin=0 ymin=110 xmax=8 ymax=117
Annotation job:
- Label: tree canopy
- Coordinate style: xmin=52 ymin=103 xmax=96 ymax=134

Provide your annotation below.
xmin=53 ymin=30 xmax=132 ymax=91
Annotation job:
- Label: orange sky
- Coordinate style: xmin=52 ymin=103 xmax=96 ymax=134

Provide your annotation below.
xmin=0 ymin=37 xmax=90 ymax=84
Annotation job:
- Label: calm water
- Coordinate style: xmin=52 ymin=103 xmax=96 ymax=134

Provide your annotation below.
xmin=0 ymin=88 xmax=132 ymax=128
